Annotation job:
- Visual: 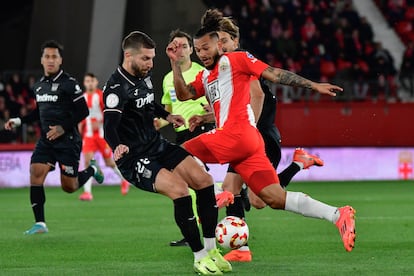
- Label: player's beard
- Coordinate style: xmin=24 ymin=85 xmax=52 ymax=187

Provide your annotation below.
xmin=131 ymin=61 xmax=147 ymax=78
xmin=205 ymin=52 xmax=221 ymax=70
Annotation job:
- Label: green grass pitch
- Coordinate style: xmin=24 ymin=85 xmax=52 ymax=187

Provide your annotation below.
xmin=0 ymin=180 xmax=413 ymax=275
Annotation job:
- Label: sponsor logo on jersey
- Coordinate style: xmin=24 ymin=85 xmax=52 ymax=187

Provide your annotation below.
xmin=109 ymin=84 xmax=120 ymax=89
xmin=36 ymin=87 xmax=42 ymax=92
xmin=51 ymin=83 xmax=60 ymax=91
xmin=206 ymin=80 xmax=220 ymax=104
xmin=36 ymin=94 xmax=59 ymax=102
xmin=135 ymin=93 xmax=154 ymax=108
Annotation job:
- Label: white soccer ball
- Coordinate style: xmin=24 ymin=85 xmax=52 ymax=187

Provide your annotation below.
xmin=215 ymin=216 xmax=249 ymax=249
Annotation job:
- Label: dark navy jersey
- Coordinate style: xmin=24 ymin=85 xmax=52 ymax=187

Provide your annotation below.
xmin=256 ymin=78 xmax=281 ymax=142
xmin=31 ymin=70 xmax=86 ymax=139
xmin=103 ymin=67 xmax=170 ymax=164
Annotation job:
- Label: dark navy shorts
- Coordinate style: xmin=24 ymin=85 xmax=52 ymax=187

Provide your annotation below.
xmin=119 ymin=143 xmax=190 ymax=193
xmin=31 ymin=134 xmax=82 ymax=177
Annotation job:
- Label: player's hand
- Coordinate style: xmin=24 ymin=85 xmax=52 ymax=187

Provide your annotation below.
xmin=201 ymin=103 xmax=212 ymax=113
xmin=312 ymin=83 xmax=343 ymax=97
xmin=114 ymin=144 xmax=129 ymax=161
xmin=46 ymin=125 xmax=65 ymax=140
xmin=166 ymin=40 xmax=182 ymax=62
xmin=4 ymin=118 xmax=21 ymax=130
xmin=153 ymin=118 xmax=161 ymax=130
xmin=188 ymin=115 xmax=204 ymax=132
xmin=166 ymin=114 xmax=185 ymax=128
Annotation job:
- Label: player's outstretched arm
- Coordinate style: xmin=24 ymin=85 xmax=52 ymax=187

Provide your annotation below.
xmin=261 ymin=67 xmax=342 ymax=97
xmin=166 ymin=41 xmax=197 ymax=101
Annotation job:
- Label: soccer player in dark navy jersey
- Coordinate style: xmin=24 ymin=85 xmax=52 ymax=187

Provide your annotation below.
xmin=102 ymin=31 xmax=231 ymax=275
xmin=4 ymin=40 xmax=104 ymax=235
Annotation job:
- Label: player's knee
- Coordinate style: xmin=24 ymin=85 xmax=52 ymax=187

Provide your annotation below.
xmin=251 ymin=199 xmax=267 ymax=209
xmin=61 ymin=185 xmax=76 ymax=193
xmin=267 ymin=199 xmax=284 ymax=209
xmin=60 ymin=180 xmax=78 ymax=193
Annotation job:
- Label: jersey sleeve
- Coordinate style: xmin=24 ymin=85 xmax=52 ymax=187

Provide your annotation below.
xmin=232 ymin=51 xmax=269 ymax=79
xmin=189 ymin=70 xmax=206 ymax=99
xmin=103 ymin=83 xmax=124 ymax=150
xmin=62 ymin=78 xmax=89 ymax=131
xmin=103 ymin=83 xmax=125 ymax=112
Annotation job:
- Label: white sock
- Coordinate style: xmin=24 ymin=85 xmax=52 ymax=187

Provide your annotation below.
xmin=203 ymin=237 xmax=217 ymax=251
xmin=293 ymin=161 xmax=304 ymax=169
xmin=237 ymin=245 xmax=250 ymax=251
xmin=194 ymin=248 xmax=208 ymax=262
xmin=83 ymin=178 xmax=93 ymax=193
xmin=284 ymin=191 xmax=339 ymax=223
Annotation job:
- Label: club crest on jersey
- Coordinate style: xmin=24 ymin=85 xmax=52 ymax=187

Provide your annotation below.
xmin=51 ymin=83 xmax=60 ymax=91
xmin=219 ymin=60 xmax=229 ymax=72
xmin=246 ymin=51 xmax=258 ymax=63
xmin=144 ymin=77 xmax=153 ymax=89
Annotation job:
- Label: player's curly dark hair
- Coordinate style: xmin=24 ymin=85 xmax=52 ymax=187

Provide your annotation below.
xmin=200 ymin=9 xmax=223 ymax=27
xmin=195 ymin=9 xmax=222 ymax=39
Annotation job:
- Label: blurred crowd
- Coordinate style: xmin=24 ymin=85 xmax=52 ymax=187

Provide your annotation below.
xmin=1 ymin=0 xmax=414 ymax=143
xmin=0 ymin=72 xmax=40 ymax=143
xmin=204 ymin=0 xmax=414 ymax=102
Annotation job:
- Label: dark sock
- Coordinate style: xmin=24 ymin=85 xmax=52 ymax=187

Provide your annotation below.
xmin=226 ymin=195 xmax=245 ymax=219
xmin=30 ymin=186 xmax=45 ymax=222
xmin=174 ymin=196 xmax=203 ymax=252
xmin=195 ymin=185 xmax=218 ymax=239
xmin=278 ymin=162 xmax=300 ymax=188
xmin=77 ymin=166 xmax=94 ymax=188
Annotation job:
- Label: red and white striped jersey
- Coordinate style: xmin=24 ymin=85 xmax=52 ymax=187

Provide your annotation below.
xmin=191 ymin=51 xmax=268 ymax=129
xmin=83 ymin=89 xmax=104 ymax=138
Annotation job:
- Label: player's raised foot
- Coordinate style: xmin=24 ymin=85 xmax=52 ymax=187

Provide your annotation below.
xmin=208 ymin=248 xmax=232 ymax=273
xmin=90 ymin=159 xmax=104 ymax=184
xmin=215 ymin=191 xmax=234 ymax=209
xmin=293 ymin=148 xmax=324 ymax=169
xmin=121 ymin=179 xmax=129 ymax=195
xmin=223 ymin=249 xmax=252 ymax=262
xmin=24 ymin=222 xmax=48 ymax=235
xmin=194 ymin=255 xmax=223 ymax=275
xmin=79 ymin=191 xmax=93 ymax=201
xmin=335 ymin=205 xmax=356 ymax=252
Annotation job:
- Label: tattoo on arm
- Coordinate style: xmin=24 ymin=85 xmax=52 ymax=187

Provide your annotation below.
xmin=266 ymin=67 xmax=313 ymax=89
xmin=188 ymin=84 xmax=197 ymax=97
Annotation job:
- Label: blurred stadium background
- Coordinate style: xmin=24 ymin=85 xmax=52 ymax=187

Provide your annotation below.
xmin=1 ymin=0 xmax=414 ymax=187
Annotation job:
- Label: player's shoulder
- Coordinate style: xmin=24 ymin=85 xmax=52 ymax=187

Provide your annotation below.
xmin=224 ymin=50 xmax=255 ymax=59
xmin=56 ymin=71 xmax=82 ymax=94
xmin=59 ymin=71 xmax=79 ymax=83
xmin=103 ymin=71 xmax=123 ymax=94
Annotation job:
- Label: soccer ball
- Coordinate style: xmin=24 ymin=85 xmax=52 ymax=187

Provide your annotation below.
xmin=215 ymin=216 xmax=249 ymax=249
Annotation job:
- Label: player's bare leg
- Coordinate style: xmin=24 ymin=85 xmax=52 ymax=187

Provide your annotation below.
xmin=258 ymin=184 xmax=356 ymax=252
